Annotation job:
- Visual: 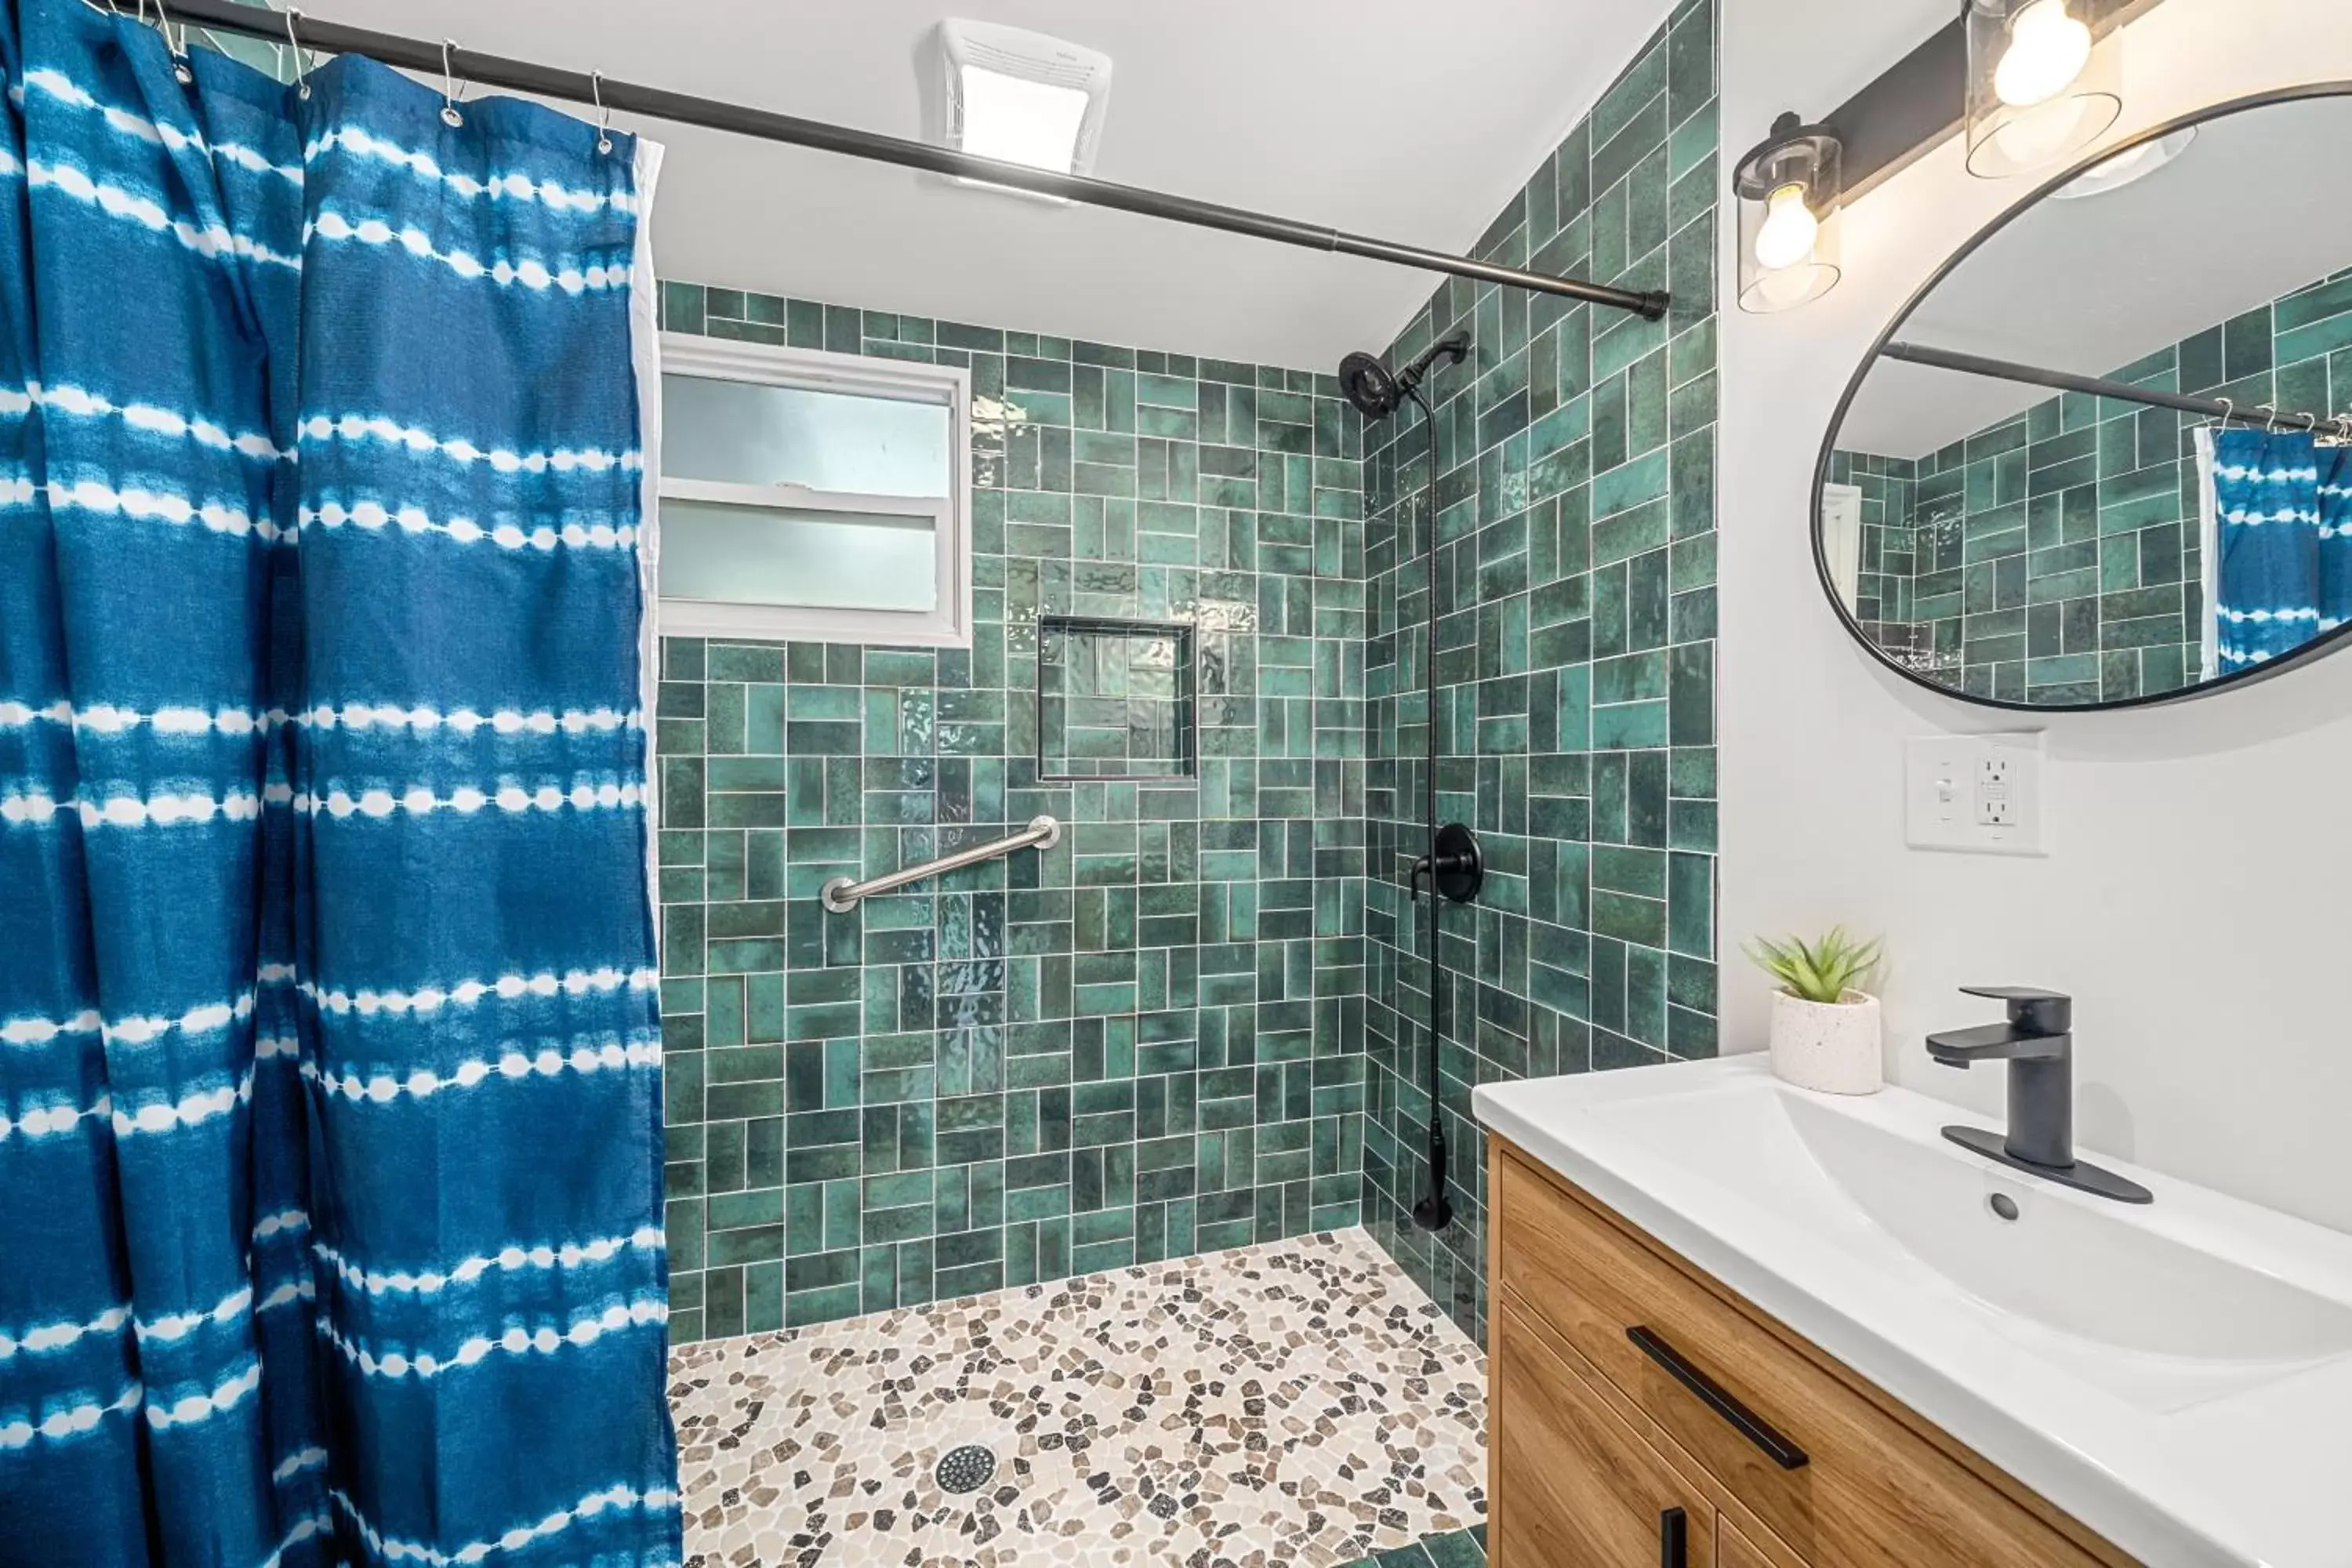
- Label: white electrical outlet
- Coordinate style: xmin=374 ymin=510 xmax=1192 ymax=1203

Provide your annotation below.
xmin=1906 ymin=733 xmax=2044 ymax=855
xmin=1976 ymin=756 xmax=2014 ymax=825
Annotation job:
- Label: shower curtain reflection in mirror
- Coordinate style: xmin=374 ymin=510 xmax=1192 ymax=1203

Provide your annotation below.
xmin=2196 ymin=426 xmax=2352 ymax=676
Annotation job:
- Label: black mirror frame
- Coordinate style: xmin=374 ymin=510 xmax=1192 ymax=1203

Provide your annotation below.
xmin=1813 ymin=79 xmax=2352 ymax=713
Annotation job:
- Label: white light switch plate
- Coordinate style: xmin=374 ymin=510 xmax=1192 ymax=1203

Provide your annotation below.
xmin=1905 ymin=732 xmax=2045 ymax=855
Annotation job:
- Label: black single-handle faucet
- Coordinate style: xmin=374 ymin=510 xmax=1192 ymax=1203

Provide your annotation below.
xmin=1928 ymin=986 xmax=2152 ymax=1204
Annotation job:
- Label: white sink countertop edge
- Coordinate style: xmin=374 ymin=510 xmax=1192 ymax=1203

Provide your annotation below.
xmin=1472 ymin=1054 xmax=2352 ymax=1568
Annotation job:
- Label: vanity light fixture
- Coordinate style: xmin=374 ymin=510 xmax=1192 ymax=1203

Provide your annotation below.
xmin=1735 ymin=112 xmax=1844 ymax=314
xmin=1965 ymin=0 xmax=2122 ymax=178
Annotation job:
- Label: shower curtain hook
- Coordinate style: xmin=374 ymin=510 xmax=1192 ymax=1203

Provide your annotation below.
xmin=438 ymin=38 xmax=466 ymax=127
xmin=2257 ymin=404 xmax=2283 ymax=434
xmin=590 ymin=71 xmax=613 ymax=154
xmin=285 ymin=8 xmax=311 ymax=100
xmin=151 ymin=0 xmax=194 ymax=83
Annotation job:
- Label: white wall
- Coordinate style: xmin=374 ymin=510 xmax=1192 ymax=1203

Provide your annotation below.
xmin=1720 ymin=0 xmax=2352 ymax=1231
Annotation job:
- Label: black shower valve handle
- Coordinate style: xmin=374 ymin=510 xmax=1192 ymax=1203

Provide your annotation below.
xmin=1415 ymin=826 xmax=1484 ymax=907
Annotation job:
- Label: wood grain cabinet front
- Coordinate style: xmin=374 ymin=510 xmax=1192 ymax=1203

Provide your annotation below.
xmin=1486 ymin=1135 xmax=2140 ymax=1568
xmin=1493 ymin=1301 xmax=1718 ymax=1567
xmin=1718 ymin=1515 xmax=1776 ymax=1568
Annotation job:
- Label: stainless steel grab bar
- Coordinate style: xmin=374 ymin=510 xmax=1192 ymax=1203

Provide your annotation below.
xmin=818 ymin=815 xmax=1062 ymax=913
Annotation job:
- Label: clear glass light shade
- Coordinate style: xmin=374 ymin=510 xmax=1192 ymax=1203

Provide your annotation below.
xmin=1736 ymin=118 xmax=1842 ymax=314
xmin=1966 ymin=0 xmax=2122 ymax=178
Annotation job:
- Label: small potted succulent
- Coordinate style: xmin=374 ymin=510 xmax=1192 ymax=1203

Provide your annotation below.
xmin=1744 ymin=927 xmax=1885 ymax=1094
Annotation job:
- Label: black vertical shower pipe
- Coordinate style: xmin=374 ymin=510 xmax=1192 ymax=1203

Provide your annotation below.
xmin=1407 ymin=384 xmax=1452 ymax=1232
xmin=1342 ymin=336 xmax=1478 ymax=1233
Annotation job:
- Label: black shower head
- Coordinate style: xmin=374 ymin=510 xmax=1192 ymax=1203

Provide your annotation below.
xmin=1336 ymin=332 xmax=1472 ymax=421
xmin=1338 ymin=352 xmax=1401 ymax=419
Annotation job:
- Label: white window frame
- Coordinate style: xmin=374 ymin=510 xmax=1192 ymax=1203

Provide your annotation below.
xmin=654 ymin=332 xmax=974 ymax=648
xmin=1820 ymin=481 xmax=1864 ymax=610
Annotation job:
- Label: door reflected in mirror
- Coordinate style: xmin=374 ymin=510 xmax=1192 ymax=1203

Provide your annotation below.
xmin=1817 ymin=92 xmax=2352 ymax=710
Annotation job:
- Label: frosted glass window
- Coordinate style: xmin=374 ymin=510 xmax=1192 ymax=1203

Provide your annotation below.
xmin=659 ymin=498 xmax=938 ymax=614
xmin=661 ymin=375 xmax=950 ymax=498
xmin=654 ymin=335 xmax=971 ymax=648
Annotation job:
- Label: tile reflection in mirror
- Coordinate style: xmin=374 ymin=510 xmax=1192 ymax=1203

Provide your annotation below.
xmin=1819 ymin=92 xmax=2352 ymax=709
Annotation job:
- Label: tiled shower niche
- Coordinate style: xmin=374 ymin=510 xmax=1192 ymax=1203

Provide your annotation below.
xmin=1036 ymin=615 xmax=1197 ymax=782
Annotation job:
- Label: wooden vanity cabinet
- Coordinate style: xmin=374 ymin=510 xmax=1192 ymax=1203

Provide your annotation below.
xmin=1486 ymin=1136 xmax=2140 ymax=1568
xmin=1492 ymin=1301 xmax=1718 ymax=1565
xmin=1716 ymin=1516 xmax=1775 ymax=1568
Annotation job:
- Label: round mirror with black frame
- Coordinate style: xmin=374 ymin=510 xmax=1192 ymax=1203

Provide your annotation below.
xmin=1815 ymin=83 xmax=2352 ymax=711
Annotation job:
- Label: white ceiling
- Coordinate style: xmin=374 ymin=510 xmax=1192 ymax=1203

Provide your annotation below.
xmin=1840 ymin=94 xmax=2352 ymax=456
xmin=324 ymin=0 xmax=1682 ymax=371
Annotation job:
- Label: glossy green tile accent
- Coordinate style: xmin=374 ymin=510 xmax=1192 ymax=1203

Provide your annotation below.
xmin=657 ymin=287 xmax=1368 ymax=1339
xmin=1343 ymin=1524 xmax=1489 ymax=1568
xmin=1837 ymin=262 xmax=2352 ymax=704
xmin=1359 ymin=0 xmax=1719 ymax=1347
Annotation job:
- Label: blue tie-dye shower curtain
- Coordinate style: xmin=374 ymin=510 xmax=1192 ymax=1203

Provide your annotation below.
xmin=2321 ymin=441 xmax=2352 ymax=638
xmin=2211 ymin=426 xmax=2350 ymax=670
xmin=0 ymin=2 xmax=679 ymax=1564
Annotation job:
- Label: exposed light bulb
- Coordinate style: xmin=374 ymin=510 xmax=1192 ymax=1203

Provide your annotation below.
xmin=1994 ymin=0 xmax=2093 ymax=109
xmin=1752 ymin=183 xmax=1820 ymax=271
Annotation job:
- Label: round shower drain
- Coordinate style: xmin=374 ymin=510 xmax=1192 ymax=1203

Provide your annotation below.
xmin=935 ymin=1443 xmax=996 ymax=1494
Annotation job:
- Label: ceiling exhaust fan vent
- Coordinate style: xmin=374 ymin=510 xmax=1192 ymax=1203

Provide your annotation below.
xmin=932 ymin=19 xmax=1114 ymax=195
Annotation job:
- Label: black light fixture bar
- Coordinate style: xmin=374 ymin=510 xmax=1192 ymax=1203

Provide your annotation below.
xmin=1824 ymin=0 xmax=2169 ymax=205
xmin=1883 ymin=339 xmax=2336 ymax=432
xmin=163 ymin=0 xmax=1671 ymax=320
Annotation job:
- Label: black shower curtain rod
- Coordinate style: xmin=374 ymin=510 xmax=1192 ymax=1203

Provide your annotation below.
xmin=160 ymin=0 xmax=1673 ymax=321
xmin=1883 ymin=340 xmax=2344 ymax=435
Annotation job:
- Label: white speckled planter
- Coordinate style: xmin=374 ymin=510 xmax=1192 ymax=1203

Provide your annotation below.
xmin=1769 ymin=989 xmax=1883 ymax=1094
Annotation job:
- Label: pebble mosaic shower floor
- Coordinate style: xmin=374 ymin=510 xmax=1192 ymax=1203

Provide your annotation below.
xmin=667 ymin=1228 xmax=1486 ymax=1566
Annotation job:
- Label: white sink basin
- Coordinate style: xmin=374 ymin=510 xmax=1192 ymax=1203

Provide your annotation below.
xmin=1475 ymin=1055 xmax=2352 ymax=1568
xmin=1602 ymin=1080 xmax=2352 ymax=1403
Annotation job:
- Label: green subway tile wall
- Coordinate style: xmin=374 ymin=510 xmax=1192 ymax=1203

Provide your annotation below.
xmin=651 ymin=284 xmax=1373 ymax=1341
xmin=1826 ymin=448 xmax=1919 ymax=653
xmin=651 ymin=5 xmax=1725 ymax=1348
xmin=1358 ymin=0 xmax=1722 ymax=1343
xmin=1835 ymin=263 xmax=2352 ymax=705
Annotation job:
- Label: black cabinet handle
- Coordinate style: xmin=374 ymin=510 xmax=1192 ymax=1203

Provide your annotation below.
xmin=1658 ymin=1505 xmax=1686 ymax=1568
xmin=1627 ymin=1324 xmax=1810 ymax=1470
